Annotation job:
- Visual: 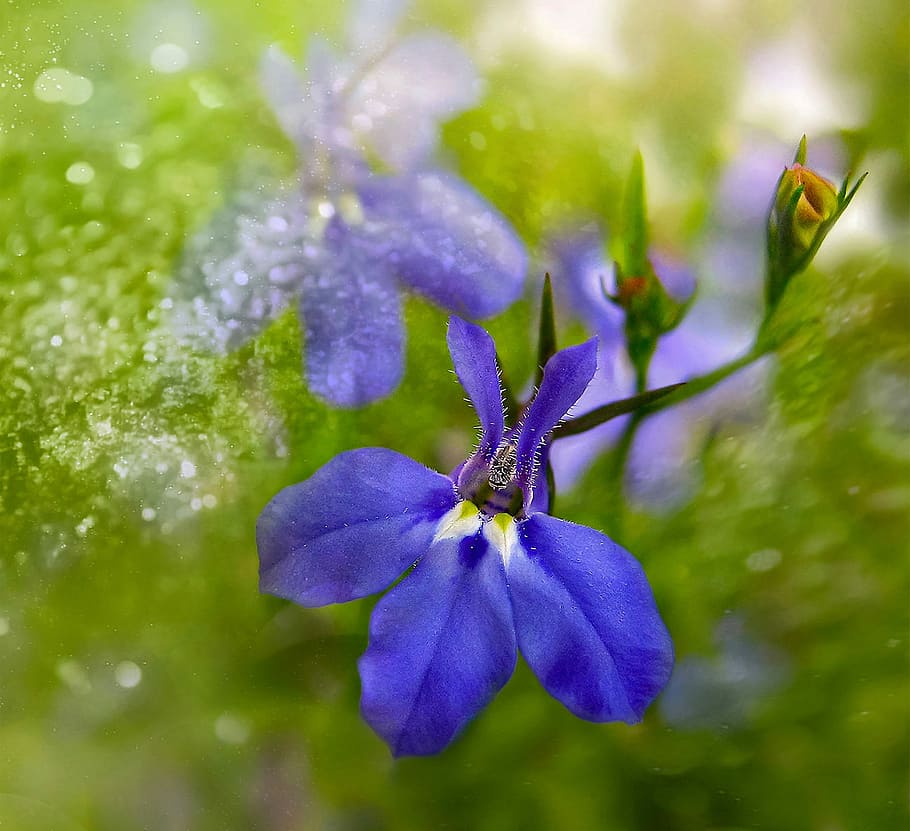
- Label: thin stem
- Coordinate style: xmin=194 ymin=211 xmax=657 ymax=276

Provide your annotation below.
xmin=605 ymin=412 xmax=642 ymax=539
xmin=554 ymin=382 xmax=685 ymax=438
xmin=637 ymin=341 xmax=772 ymax=418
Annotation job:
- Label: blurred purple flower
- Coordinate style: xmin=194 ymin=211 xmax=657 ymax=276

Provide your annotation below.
xmin=660 ymin=614 xmax=789 ymax=730
xmin=177 ymin=0 xmax=526 ymax=407
xmin=547 ymin=227 xmax=769 ymax=510
xmin=257 ymin=317 xmax=672 ymax=756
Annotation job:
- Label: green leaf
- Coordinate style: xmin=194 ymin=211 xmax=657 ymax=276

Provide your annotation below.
xmin=794 ymin=134 xmax=808 ymax=165
xmin=552 ymin=382 xmax=686 ymax=438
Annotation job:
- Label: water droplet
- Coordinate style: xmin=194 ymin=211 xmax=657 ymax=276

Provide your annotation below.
xmin=50 ymin=335 xmax=63 ymax=347
xmin=150 ymin=43 xmax=189 ymax=74
xmin=215 ymin=713 xmax=251 ymax=745
xmin=116 ymin=142 xmax=143 ymax=169
xmin=33 ymin=67 xmax=93 ymax=105
xmin=75 ymin=516 xmax=95 ymax=537
xmin=114 ymin=660 xmax=143 ymax=688
xmin=190 ymin=77 xmax=226 ymax=109
xmin=141 ymin=507 xmax=157 ymax=521
xmin=180 ymin=460 xmax=196 ymax=478
xmin=65 ymin=162 xmax=95 ymax=185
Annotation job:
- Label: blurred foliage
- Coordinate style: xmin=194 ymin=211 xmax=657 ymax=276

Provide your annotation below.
xmin=0 ymin=0 xmax=907 ymax=829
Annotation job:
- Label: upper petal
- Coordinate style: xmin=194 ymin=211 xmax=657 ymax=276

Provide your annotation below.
xmin=358 ymin=171 xmax=527 ymax=318
xmin=259 ymin=45 xmax=315 ymax=152
xmin=299 ymin=220 xmax=405 ymax=407
xmin=515 ymin=338 xmax=598 ymax=493
xmin=344 ymin=34 xmax=480 ymax=171
xmin=345 ymin=0 xmax=409 ymax=56
xmin=546 ymin=342 xmax=632 ymax=489
xmin=507 ymin=513 xmax=673 ymax=722
xmin=359 ymin=527 xmax=516 ymax=756
xmin=446 ymin=316 xmax=504 ymax=453
xmin=257 ymin=448 xmax=457 ymax=607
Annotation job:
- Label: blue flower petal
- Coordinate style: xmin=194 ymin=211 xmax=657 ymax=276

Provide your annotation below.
xmin=344 ymin=34 xmax=480 ymax=172
xmin=508 ymin=514 xmax=673 ymax=722
xmin=549 ymin=229 xmax=624 ymax=343
xmin=257 ymin=448 xmax=457 ymax=607
xmin=345 ymin=0 xmax=409 ymax=55
xmin=259 ymin=44 xmax=334 ymax=162
xmin=174 ymin=184 xmax=311 ymax=351
xmin=359 ymin=529 xmax=516 ymax=756
xmin=299 ymin=220 xmax=405 ymax=407
xmin=446 ymin=316 xmax=504 ymax=454
xmin=515 ymin=338 xmax=598 ymax=494
xmin=358 ymin=171 xmax=526 ymax=318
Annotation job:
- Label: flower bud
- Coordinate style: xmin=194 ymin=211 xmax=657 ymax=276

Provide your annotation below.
xmin=764 ymin=134 xmax=864 ymax=312
xmin=773 ymin=163 xmax=838 ymax=252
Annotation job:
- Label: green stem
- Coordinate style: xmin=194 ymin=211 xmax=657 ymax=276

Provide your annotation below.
xmin=605 ymin=412 xmax=642 ymax=538
xmin=637 ymin=340 xmax=773 ymax=418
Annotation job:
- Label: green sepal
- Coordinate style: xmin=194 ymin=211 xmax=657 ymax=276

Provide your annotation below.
xmin=614 ymin=149 xmax=649 ymax=279
xmin=534 ymin=273 xmax=557 ymax=389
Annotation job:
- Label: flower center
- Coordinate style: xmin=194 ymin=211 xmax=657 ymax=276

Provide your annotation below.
xmin=457 ymin=441 xmax=523 ymax=518
xmin=487 ymin=440 xmax=517 ymax=490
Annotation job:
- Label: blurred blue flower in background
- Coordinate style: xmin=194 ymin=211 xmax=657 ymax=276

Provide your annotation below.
xmin=176 ymin=0 xmax=526 ymax=406
xmin=257 ymin=317 xmax=672 ymax=756
xmin=660 ymin=613 xmax=789 ymax=730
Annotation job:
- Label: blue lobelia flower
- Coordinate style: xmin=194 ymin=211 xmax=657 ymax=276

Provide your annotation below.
xmin=176 ymin=0 xmax=526 ymax=407
xmin=257 ymin=316 xmax=673 ymax=756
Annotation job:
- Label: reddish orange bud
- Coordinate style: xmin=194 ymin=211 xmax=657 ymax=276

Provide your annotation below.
xmin=617 ymin=275 xmax=649 ymax=306
xmin=774 ymin=163 xmax=839 ymax=251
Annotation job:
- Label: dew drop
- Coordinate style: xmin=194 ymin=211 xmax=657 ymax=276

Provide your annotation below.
xmin=114 ymin=660 xmax=143 ymax=688
xmin=34 ymin=67 xmax=93 ymax=105
xmin=116 ymin=142 xmax=143 ymax=169
xmin=150 ymin=43 xmax=189 ymax=74
xmin=65 ymin=162 xmax=95 ymax=185
xmin=215 ymin=713 xmax=251 ymax=745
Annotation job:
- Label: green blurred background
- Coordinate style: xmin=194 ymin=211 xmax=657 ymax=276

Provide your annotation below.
xmin=1 ymin=0 xmax=908 ymax=828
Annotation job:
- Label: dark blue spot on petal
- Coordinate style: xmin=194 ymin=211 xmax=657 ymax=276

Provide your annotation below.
xmin=458 ymin=532 xmax=489 ymax=569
